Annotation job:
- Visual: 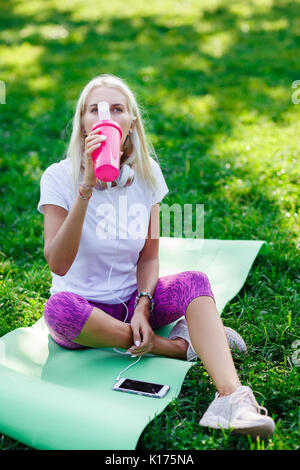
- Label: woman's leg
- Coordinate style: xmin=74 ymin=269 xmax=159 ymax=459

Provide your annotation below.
xmin=80 ymin=270 xmax=219 ymax=359
xmin=43 ymin=274 xmax=242 ymax=395
xmin=124 ymin=270 xmax=220 ymax=359
xmin=149 ymin=271 xmax=241 ymax=395
xmin=43 ymin=291 xmax=93 ymax=349
xmin=43 ymin=291 xmax=135 ymax=350
xmin=43 ymin=290 xmax=185 ymax=357
xmin=186 ymin=296 xmax=241 ymax=396
xmin=74 ymin=307 xmax=186 ymax=359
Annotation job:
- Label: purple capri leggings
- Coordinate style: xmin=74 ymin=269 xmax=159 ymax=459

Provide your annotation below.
xmin=43 ymin=270 xmax=215 ymax=350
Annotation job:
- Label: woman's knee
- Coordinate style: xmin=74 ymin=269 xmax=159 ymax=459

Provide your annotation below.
xmin=177 ymin=270 xmax=211 ymax=288
xmin=177 ymin=271 xmax=215 ymax=307
xmin=44 ymin=291 xmax=74 ymax=323
xmin=43 ymin=291 xmax=92 ymax=339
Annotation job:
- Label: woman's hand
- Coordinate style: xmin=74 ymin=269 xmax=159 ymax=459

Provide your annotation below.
xmin=83 ymin=128 xmax=123 ymax=186
xmin=127 ymin=310 xmax=154 ymax=357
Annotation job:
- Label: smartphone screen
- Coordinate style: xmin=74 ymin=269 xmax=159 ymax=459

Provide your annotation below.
xmin=119 ymin=378 xmax=164 ymax=394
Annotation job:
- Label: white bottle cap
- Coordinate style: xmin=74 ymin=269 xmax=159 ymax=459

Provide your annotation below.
xmin=98 ymin=101 xmax=111 ymax=120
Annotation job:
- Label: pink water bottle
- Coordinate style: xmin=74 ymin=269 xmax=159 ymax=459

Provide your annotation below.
xmin=91 ymin=101 xmax=123 ymax=182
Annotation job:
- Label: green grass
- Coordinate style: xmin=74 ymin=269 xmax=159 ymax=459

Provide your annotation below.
xmin=0 ymin=0 xmax=299 ymax=450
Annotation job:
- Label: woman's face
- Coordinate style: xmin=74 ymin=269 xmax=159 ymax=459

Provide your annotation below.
xmin=82 ymin=86 xmax=135 ymax=150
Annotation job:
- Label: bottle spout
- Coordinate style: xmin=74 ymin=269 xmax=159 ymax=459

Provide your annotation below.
xmin=98 ymin=101 xmax=111 ymax=120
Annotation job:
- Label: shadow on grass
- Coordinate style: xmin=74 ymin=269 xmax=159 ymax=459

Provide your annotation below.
xmin=1 ymin=0 xmax=299 ymax=266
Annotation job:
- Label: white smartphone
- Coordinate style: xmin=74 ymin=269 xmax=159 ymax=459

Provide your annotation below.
xmin=113 ymin=378 xmax=170 ymax=398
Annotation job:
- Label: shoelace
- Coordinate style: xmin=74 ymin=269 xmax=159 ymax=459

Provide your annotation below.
xmin=226 ymin=387 xmax=268 ymax=416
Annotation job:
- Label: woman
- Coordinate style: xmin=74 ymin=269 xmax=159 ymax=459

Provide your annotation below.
xmin=38 ymin=74 xmax=275 ymax=438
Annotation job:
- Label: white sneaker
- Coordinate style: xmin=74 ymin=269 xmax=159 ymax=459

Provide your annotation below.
xmin=224 ymin=326 xmax=248 ymax=355
xmin=199 ymin=385 xmax=275 ymax=438
xmin=168 ymin=318 xmax=247 ymax=361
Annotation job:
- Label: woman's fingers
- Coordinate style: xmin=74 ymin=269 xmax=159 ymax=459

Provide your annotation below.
xmin=85 ymin=135 xmax=106 ymax=158
xmin=127 ymin=343 xmax=145 ymax=355
xmin=86 ymin=143 xmax=102 ymax=156
xmin=128 ymin=319 xmax=154 ymax=356
xmin=86 ymin=135 xmax=106 ymax=145
xmin=130 ymin=339 xmax=152 ymax=355
xmin=88 ymin=127 xmax=102 ymax=136
xmin=127 ymin=326 xmax=141 ymax=354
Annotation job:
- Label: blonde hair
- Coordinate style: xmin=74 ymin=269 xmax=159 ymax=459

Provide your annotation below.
xmin=64 ymin=74 xmax=161 ymax=196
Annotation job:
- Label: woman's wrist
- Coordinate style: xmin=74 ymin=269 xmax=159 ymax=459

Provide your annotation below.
xmin=79 ymin=184 xmax=94 ymax=199
xmin=82 ymin=181 xmax=96 ymax=189
xmin=134 ymin=303 xmax=151 ymax=320
xmin=134 ymin=291 xmax=154 ymax=318
xmin=136 ymin=296 xmax=151 ymax=309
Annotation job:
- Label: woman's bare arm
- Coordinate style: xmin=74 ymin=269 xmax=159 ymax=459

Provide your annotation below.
xmin=43 ymin=189 xmax=92 ymax=276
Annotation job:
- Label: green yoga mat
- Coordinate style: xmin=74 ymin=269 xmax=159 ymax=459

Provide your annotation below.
xmin=0 ymin=238 xmax=268 ymax=450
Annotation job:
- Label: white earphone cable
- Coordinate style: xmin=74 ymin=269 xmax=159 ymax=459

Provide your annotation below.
xmin=104 ymin=185 xmax=142 ymax=382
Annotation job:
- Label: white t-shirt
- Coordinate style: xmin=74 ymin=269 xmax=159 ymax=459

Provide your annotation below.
xmin=37 ymin=157 xmax=169 ymax=303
